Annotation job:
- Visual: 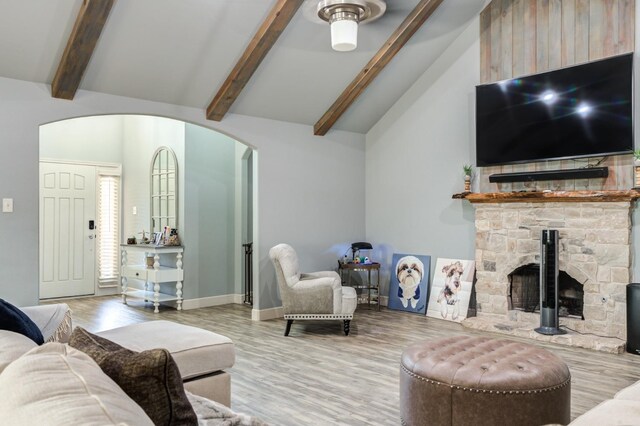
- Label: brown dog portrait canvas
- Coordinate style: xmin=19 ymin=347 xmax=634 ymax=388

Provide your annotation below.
xmin=426 ymin=258 xmax=475 ymax=322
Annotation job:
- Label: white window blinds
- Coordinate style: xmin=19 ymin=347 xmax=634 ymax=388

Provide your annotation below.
xmin=98 ymin=174 xmax=120 ymax=285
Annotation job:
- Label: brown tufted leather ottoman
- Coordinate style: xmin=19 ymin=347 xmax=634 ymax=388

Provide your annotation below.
xmin=400 ymin=336 xmax=571 ymax=426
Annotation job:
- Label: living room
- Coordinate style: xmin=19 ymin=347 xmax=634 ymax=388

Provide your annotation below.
xmin=2 ymin=0 xmax=640 ymax=425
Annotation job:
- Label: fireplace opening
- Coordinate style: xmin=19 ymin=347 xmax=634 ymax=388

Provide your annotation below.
xmin=508 ymin=263 xmax=584 ymax=319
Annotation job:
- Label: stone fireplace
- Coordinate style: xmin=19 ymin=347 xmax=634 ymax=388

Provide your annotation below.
xmin=457 ymin=192 xmax=636 ymax=353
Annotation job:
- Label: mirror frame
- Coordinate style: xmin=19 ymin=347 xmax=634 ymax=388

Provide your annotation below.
xmin=150 ymin=146 xmax=178 ymax=234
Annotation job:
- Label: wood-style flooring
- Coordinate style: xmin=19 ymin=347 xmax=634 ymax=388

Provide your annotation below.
xmin=54 ymin=296 xmax=640 ymax=425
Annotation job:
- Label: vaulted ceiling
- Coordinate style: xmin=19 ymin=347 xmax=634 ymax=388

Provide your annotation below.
xmin=0 ymin=0 xmax=486 ymax=134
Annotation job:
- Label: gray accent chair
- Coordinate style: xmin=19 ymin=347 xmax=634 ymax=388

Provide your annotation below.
xmin=269 ymin=243 xmax=357 ymax=336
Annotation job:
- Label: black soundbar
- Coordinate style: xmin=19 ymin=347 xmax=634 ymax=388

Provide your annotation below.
xmin=489 ymin=167 xmax=608 ymax=183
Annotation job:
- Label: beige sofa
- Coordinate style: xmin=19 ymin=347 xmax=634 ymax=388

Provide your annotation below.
xmin=0 ymin=304 xmax=254 ymax=425
xmin=569 ymin=379 xmax=640 ymax=425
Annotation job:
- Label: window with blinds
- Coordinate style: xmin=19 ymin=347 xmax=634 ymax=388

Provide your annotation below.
xmin=98 ymin=174 xmax=120 ymax=286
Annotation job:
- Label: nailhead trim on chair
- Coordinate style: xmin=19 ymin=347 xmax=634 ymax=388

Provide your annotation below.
xmin=400 ymin=364 xmax=571 ymax=394
xmin=284 ymin=314 xmax=353 ymax=320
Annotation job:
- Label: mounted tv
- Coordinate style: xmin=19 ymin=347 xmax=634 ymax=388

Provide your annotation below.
xmin=476 ymin=53 xmax=633 ymax=167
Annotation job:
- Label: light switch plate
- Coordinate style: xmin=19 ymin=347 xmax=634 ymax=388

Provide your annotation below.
xmin=2 ymin=198 xmax=13 ymax=213
xmin=133 ymin=206 xmax=137 ymax=215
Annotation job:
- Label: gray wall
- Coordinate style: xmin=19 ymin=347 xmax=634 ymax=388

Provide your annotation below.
xmin=0 ymin=77 xmax=365 ymax=311
xmin=365 ymin=17 xmax=480 ymax=296
xmin=40 ymin=116 xmax=124 ymax=164
xmin=184 ymin=124 xmax=237 ymax=299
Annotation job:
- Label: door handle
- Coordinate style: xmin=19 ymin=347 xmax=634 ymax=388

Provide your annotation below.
xmin=89 ymin=235 xmax=94 ymax=239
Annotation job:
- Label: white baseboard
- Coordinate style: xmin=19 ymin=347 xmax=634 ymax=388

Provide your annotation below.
xmin=181 ymin=294 xmax=245 ymax=310
xmin=252 ymin=306 xmax=284 ymax=321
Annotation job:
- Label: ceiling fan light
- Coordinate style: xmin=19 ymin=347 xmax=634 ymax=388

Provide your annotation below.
xmin=330 ymin=18 xmax=358 ymax=52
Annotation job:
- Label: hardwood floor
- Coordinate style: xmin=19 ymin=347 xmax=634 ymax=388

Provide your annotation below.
xmin=55 ymin=296 xmax=640 ymax=425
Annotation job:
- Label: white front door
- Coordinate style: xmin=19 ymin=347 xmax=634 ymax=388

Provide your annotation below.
xmin=39 ymin=162 xmax=96 ymax=299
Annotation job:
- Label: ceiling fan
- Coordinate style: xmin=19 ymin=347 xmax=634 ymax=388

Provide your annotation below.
xmin=304 ymin=0 xmax=387 ymax=51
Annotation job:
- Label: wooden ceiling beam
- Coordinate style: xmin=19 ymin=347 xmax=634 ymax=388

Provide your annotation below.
xmin=314 ymin=0 xmax=445 ymax=136
xmin=51 ymin=0 xmax=115 ymax=100
xmin=207 ymin=0 xmax=305 ymax=121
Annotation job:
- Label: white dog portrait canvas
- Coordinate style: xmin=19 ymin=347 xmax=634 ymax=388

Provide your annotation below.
xmin=387 ymin=253 xmax=431 ymax=314
xmin=426 ymin=258 xmax=475 ymax=322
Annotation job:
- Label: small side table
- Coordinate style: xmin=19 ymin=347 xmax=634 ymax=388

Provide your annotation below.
xmin=338 ymin=262 xmax=380 ymax=310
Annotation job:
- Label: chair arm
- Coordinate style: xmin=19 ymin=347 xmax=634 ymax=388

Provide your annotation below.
xmin=282 ymin=278 xmax=335 ymax=314
xmin=301 ymin=270 xmax=339 ymax=279
xmin=299 ymin=272 xmax=341 ymax=289
xmin=19 ymin=304 xmax=73 ymax=343
xmin=291 ymin=275 xmax=343 ymax=314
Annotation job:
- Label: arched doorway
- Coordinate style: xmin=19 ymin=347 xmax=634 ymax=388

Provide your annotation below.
xmin=38 ymin=115 xmax=256 ymax=312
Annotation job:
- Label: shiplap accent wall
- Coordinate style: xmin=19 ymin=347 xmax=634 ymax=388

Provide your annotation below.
xmin=478 ymin=0 xmax=635 ymax=192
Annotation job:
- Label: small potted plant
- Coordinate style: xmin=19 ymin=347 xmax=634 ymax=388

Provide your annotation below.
xmin=634 ymin=150 xmax=640 ymax=188
xmin=463 ymin=164 xmax=473 ymax=192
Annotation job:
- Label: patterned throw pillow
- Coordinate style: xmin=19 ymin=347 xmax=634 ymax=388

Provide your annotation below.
xmin=0 ymin=299 xmax=44 ymax=344
xmin=69 ymin=327 xmax=197 ymax=426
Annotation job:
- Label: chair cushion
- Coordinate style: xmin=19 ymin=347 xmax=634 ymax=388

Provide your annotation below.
xmin=0 ymin=299 xmax=44 ymax=344
xmin=96 ymin=320 xmax=235 ymax=380
xmin=0 ymin=330 xmax=37 ymax=374
xmin=69 ymin=327 xmax=198 ymax=426
xmin=0 ymin=343 xmax=154 ymax=425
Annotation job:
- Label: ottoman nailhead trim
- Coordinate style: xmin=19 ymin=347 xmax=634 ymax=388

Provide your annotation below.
xmin=401 ymin=364 xmax=571 ymax=394
xmin=284 ymin=314 xmax=353 ymax=320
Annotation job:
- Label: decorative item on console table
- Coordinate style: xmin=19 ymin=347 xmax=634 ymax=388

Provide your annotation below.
xmin=634 ymin=150 xmax=640 ymax=188
xmin=463 ymin=164 xmax=473 ymax=192
xmin=165 ymin=228 xmax=181 ymax=246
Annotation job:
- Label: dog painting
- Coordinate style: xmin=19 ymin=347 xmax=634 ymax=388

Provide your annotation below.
xmin=387 ymin=253 xmax=431 ymax=314
xmin=426 ymin=258 xmax=475 ymax=322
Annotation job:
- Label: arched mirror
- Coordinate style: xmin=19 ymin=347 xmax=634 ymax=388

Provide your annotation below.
xmin=150 ymin=147 xmax=177 ymax=234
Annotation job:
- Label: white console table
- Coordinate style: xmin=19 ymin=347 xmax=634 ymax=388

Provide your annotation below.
xmin=120 ymin=244 xmax=184 ymax=313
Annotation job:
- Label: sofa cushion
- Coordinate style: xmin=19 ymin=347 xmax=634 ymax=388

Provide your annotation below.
xmin=614 ymin=380 xmax=640 ymax=401
xmin=69 ymin=327 xmax=197 ymax=426
xmin=96 ymin=320 xmax=235 ymax=380
xmin=0 ymin=342 xmax=153 ymax=425
xmin=569 ymin=399 xmax=640 ymax=425
xmin=0 ymin=330 xmax=37 ymax=373
xmin=0 ymin=299 xmax=44 ymax=344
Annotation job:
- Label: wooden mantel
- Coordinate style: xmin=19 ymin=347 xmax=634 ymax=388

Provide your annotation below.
xmin=452 ymin=190 xmax=640 ymax=203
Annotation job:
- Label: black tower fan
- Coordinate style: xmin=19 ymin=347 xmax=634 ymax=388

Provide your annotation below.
xmin=535 ymin=229 xmax=566 ymax=335
xmin=628 ymin=283 xmax=640 ymax=355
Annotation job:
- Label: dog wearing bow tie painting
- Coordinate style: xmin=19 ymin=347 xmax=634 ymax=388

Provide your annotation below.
xmin=396 ymin=256 xmax=425 ymax=310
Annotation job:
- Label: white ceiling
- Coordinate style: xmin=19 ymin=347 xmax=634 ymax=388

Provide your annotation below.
xmin=0 ymin=0 xmax=486 ymax=134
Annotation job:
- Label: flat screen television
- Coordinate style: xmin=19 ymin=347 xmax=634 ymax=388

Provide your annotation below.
xmin=476 ymin=53 xmax=633 ymax=167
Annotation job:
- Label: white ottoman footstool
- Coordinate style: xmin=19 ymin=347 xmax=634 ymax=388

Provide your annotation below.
xmin=97 ymin=320 xmax=235 ymax=407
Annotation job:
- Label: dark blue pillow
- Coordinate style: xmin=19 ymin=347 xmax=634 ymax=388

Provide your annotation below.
xmin=0 ymin=299 xmax=44 ymax=344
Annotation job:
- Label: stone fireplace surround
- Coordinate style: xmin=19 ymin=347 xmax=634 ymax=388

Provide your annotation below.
xmin=454 ymin=190 xmax=640 ymax=353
